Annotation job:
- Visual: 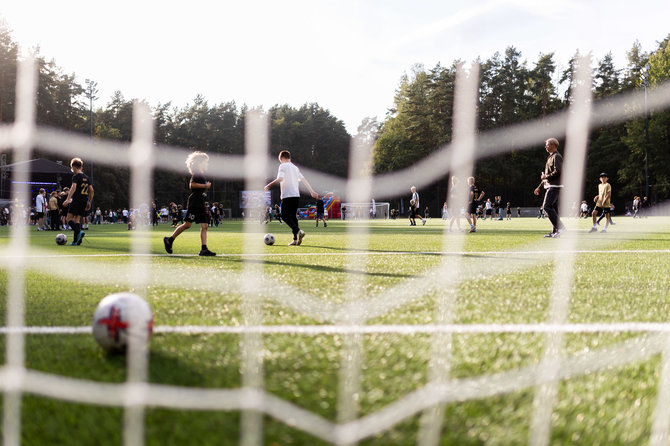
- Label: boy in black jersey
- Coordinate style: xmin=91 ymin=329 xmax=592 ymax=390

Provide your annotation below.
xmin=63 ymin=158 xmax=94 ymax=246
xmin=466 ymin=176 xmax=485 ymax=233
xmin=315 ymin=197 xmax=327 ymax=227
xmin=163 ymin=151 xmax=216 ymax=256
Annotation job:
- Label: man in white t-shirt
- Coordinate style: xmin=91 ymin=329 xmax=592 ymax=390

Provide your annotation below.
xmin=265 ymin=150 xmax=318 ymax=246
xmin=35 ymin=188 xmax=47 ymax=231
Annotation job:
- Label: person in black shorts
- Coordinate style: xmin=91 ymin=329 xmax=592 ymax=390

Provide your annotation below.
xmin=315 ymin=197 xmax=327 ymax=227
xmin=466 ymin=176 xmax=485 ymax=233
xmin=163 ymin=151 xmax=216 ymax=256
xmin=62 ymin=158 xmax=94 ymax=246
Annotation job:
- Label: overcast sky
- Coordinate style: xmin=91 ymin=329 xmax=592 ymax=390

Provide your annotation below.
xmin=2 ymin=0 xmax=668 ymax=133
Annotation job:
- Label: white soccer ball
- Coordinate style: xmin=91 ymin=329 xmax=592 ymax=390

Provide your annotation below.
xmin=92 ymin=292 xmax=154 ymax=353
xmin=56 ymin=233 xmax=67 ymax=245
xmin=264 ymin=233 xmax=275 ymax=245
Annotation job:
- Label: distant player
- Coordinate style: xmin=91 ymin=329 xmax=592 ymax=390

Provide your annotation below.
xmin=589 ymin=172 xmax=612 ymax=233
xmin=62 ymin=158 xmax=94 ymax=246
xmin=466 ymin=176 xmax=485 ymax=233
xmin=163 ymin=151 xmax=216 ymax=256
xmin=315 ymin=197 xmax=327 ymax=227
xmin=534 ymin=137 xmax=566 ymax=238
xmin=409 ymin=186 xmax=426 ymax=226
xmin=264 ymin=150 xmax=319 ymax=246
xmin=447 ymin=176 xmax=462 ymax=232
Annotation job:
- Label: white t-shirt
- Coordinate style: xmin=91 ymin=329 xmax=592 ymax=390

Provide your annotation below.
xmin=412 ymin=191 xmax=419 ymax=208
xmin=35 ymin=194 xmax=46 ymax=213
xmin=277 ymin=162 xmax=304 ymax=200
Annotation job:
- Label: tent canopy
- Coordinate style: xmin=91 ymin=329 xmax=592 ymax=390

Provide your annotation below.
xmin=4 ymin=158 xmax=72 ymax=174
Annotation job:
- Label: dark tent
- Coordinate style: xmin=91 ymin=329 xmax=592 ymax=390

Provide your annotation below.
xmin=4 ymin=158 xmax=72 ymax=174
xmin=1 ymin=158 xmax=72 ymax=200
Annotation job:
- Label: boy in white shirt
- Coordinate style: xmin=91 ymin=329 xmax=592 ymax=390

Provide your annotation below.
xmin=265 ymin=150 xmax=318 ymax=245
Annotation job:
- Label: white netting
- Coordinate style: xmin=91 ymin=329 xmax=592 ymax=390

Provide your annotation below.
xmin=1 ymin=56 xmax=670 ymax=446
xmin=340 ymin=202 xmax=390 ymax=219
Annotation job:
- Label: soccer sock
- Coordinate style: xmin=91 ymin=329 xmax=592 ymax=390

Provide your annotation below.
xmin=202 ymin=244 xmax=207 ymax=251
xmin=69 ymin=221 xmax=79 ymax=240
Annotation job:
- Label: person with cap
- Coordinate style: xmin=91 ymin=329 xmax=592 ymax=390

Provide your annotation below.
xmin=534 ymin=137 xmax=566 ymax=238
xmin=589 ymin=172 xmax=612 ymax=233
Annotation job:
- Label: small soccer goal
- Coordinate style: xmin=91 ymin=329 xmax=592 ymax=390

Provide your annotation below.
xmin=340 ymin=202 xmax=390 ymax=219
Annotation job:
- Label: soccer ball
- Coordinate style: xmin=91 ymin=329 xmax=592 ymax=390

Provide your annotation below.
xmin=92 ymin=292 xmax=154 ymax=353
xmin=264 ymin=233 xmax=275 ymax=245
xmin=56 ymin=233 xmax=67 ymax=245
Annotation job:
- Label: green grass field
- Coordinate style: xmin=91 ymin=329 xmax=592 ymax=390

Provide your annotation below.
xmin=1 ymin=216 xmax=669 ymax=445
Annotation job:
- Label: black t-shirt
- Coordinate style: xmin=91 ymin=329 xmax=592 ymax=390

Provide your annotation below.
xmin=71 ymin=173 xmax=92 ymax=204
xmin=316 ymin=199 xmax=324 ymax=213
xmin=187 ymin=174 xmax=208 ymax=210
xmin=470 ymin=185 xmax=481 ymax=203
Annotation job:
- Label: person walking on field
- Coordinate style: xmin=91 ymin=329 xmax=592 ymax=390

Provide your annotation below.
xmin=265 ymin=150 xmax=319 ymax=246
xmin=534 ymin=138 xmax=566 ymax=238
xmin=589 ymin=172 xmax=613 ymax=233
xmin=408 ymin=186 xmax=426 ymax=226
xmin=466 ymin=177 xmax=485 ymax=233
xmin=163 ymin=151 xmax=216 ymax=256
xmin=447 ymin=176 xmax=463 ymax=232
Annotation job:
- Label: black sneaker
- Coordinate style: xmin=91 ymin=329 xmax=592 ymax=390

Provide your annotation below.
xmin=544 ymin=233 xmax=556 ymax=238
xmin=199 ymin=249 xmax=216 ymax=256
xmin=163 ymin=237 xmax=173 ymax=254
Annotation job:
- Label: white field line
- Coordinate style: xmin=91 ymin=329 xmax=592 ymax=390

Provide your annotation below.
xmin=0 ymin=331 xmax=663 ymax=445
xmin=6 ymin=322 xmax=670 ymax=335
xmin=0 ymin=249 xmax=668 ymax=259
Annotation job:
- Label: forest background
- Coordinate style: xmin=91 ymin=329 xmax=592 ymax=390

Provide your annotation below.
xmin=1 ymin=20 xmax=668 ymax=215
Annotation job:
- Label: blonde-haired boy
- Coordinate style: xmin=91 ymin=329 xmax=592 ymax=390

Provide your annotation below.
xmin=164 ymin=151 xmax=216 ymax=256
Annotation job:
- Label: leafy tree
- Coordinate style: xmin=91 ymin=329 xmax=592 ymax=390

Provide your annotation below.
xmin=0 ymin=19 xmax=17 ymax=123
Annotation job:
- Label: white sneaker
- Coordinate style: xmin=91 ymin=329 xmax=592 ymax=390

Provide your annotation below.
xmin=422 ymin=219 xmax=426 ymax=225
xmin=297 ymin=230 xmax=305 ymax=245
xmin=288 ymin=240 xmax=299 ymax=246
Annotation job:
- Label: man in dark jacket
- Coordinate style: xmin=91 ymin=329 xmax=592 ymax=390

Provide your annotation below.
xmin=534 ymin=138 xmax=566 ymax=238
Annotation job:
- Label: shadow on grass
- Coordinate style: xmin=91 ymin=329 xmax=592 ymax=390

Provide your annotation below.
xmin=229 ymin=257 xmax=418 ymax=279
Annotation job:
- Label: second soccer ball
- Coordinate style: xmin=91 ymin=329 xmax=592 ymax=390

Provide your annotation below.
xmin=264 ymin=233 xmax=275 ymax=245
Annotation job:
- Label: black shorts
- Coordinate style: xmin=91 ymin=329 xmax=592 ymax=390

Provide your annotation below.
xmin=68 ymin=201 xmax=87 ymax=217
xmin=594 ymin=206 xmax=610 ymax=214
xmin=316 ymin=212 xmax=324 ymax=219
xmin=35 ymin=212 xmax=44 ymax=219
xmin=468 ymin=202 xmax=478 ymax=215
xmin=185 ymin=206 xmax=208 ymax=224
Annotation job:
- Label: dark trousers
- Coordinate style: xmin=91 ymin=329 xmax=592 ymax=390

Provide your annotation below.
xmin=49 ymin=210 xmax=60 ymax=230
xmin=542 ymin=187 xmax=563 ymax=232
xmin=281 ymin=197 xmax=300 ymax=239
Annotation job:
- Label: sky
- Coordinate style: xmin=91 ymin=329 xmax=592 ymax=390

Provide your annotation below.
xmin=2 ymin=0 xmax=669 ymax=133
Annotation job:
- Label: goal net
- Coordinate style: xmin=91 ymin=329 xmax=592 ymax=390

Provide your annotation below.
xmin=340 ymin=202 xmax=390 ymax=219
xmin=2 ymin=50 xmax=670 ymax=446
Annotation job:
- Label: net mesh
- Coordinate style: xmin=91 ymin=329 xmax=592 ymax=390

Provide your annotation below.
xmin=1 ymin=56 xmax=670 ymax=445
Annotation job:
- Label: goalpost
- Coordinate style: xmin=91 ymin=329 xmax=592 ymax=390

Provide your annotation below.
xmin=340 ymin=202 xmax=390 ymax=219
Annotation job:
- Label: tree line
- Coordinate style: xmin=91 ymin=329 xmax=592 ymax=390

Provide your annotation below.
xmin=375 ymin=37 xmax=670 ymax=213
xmin=1 ymin=18 xmax=668 ymax=215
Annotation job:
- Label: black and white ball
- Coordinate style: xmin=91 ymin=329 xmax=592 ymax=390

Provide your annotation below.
xmin=264 ymin=233 xmax=275 ymax=246
xmin=56 ymin=233 xmax=67 ymax=245
xmin=92 ymin=292 xmax=153 ymax=353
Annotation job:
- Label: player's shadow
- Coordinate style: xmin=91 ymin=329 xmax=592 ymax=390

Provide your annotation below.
xmin=229 ymin=257 xmax=417 ymax=278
